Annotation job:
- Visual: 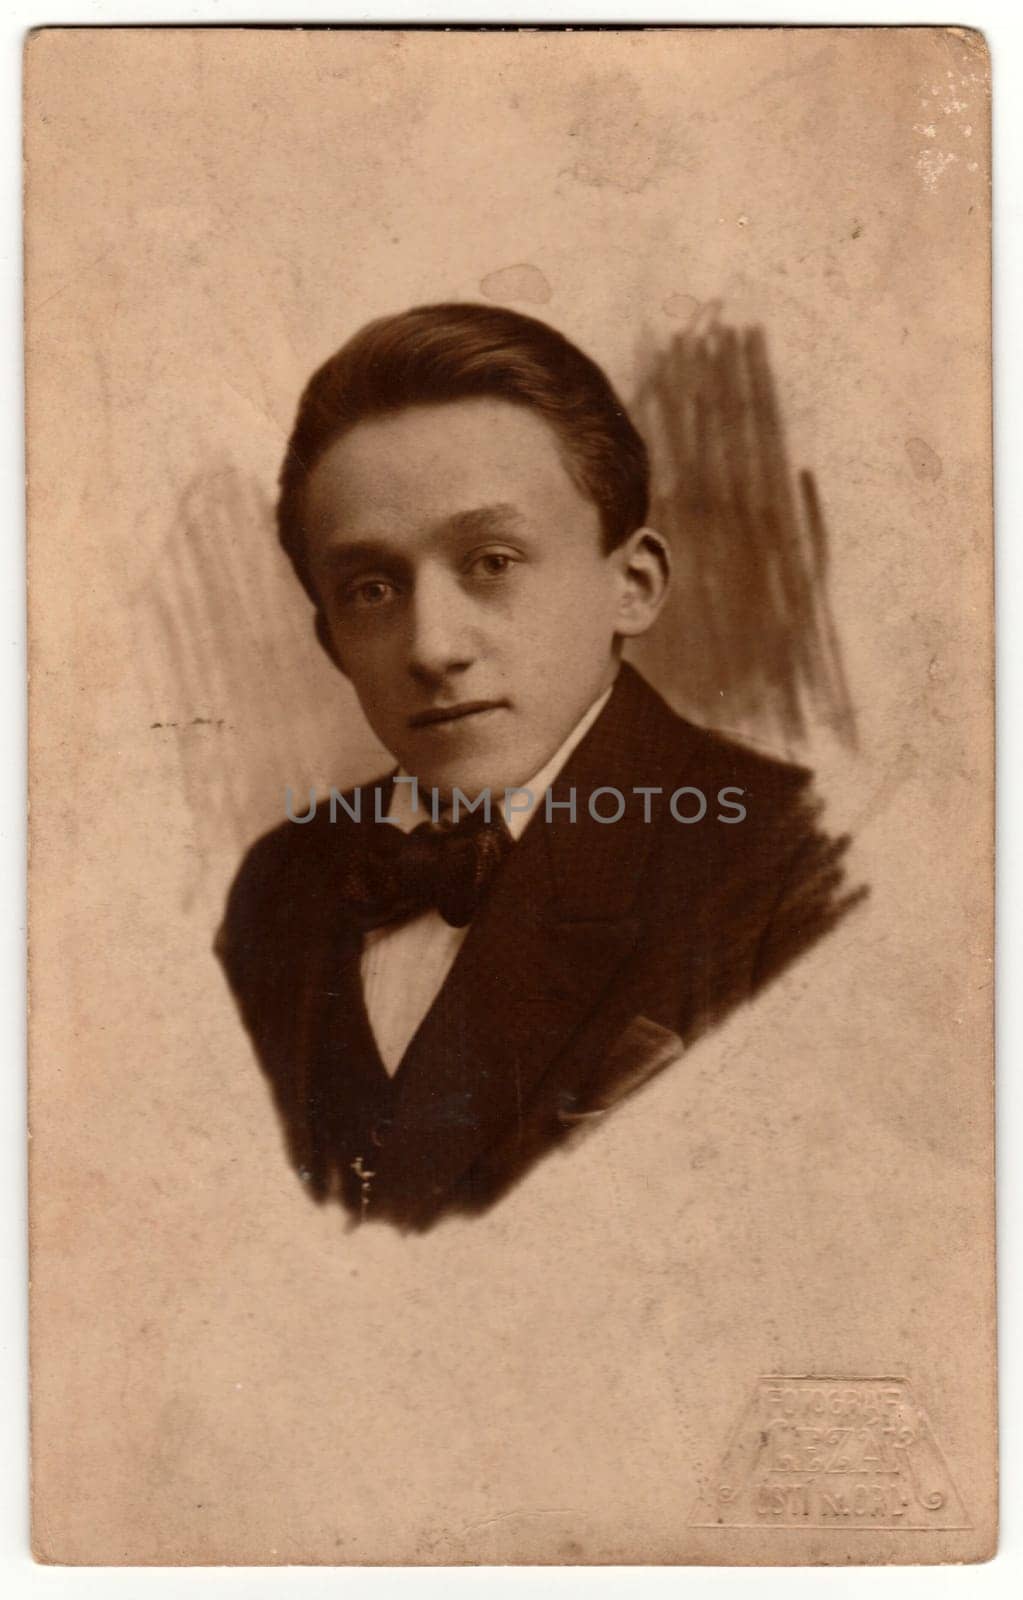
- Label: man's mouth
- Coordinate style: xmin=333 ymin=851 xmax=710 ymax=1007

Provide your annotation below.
xmin=408 ymin=699 xmax=508 ymax=729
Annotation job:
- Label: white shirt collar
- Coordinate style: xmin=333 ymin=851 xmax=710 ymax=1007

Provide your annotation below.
xmin=386 ymin=674 xmax=617 ymax=841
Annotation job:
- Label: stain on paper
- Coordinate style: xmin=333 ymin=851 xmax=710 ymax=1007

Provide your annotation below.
xmin=480 ymin=263 xmax=552 ymax=305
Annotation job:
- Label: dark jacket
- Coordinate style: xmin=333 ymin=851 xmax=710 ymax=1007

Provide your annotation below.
xmin=215 ymin=663 xmax=863 ymax=1230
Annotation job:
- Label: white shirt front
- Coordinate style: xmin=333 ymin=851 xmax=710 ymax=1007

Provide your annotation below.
xmin=358 ymin=681 xmax=615 ymax=1075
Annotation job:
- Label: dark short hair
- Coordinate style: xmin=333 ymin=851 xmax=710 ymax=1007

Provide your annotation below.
xmin=276 ymin=302 xmax=650 ymax=604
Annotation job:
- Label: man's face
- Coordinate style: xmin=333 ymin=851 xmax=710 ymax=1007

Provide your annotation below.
xmin=304 ymin=397 xmax=637 ymax=796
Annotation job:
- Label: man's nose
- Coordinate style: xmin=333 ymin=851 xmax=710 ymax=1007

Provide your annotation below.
xmin=405 ymin=567 xmax=475 ymax=681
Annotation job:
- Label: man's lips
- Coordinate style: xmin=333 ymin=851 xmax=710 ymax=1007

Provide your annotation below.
xmin=408 ymin=699 xmax=508 ymax=729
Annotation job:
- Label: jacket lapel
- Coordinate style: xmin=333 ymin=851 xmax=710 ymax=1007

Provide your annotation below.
xmin=367 ymin=664 xmax=668 ymax=1224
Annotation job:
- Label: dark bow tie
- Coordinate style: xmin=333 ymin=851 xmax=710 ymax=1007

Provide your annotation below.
xmin=340 ymin=807 xmax=515 ymax=931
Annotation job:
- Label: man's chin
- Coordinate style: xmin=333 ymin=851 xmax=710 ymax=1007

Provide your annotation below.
xmin=390 ymin=717 xmax=564 ymax=801
xmin=393 ymin=753 xmax=535 ymax=804
xmin=406 ymin=769 xmax=515 ymax=803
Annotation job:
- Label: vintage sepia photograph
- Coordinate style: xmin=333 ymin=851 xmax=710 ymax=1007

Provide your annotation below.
xmin=25 ymin=23 xmax=995 ymax=1567
xmin=216 ymin=299 xmax=866 ymax=1229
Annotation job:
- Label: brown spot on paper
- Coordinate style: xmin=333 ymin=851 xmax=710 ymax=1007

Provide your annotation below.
xmin=662 ymin=292 xmax=702 ymax=323
xmin=566 ymin=69 xmax=679 ymax=193
xmin=480 ymin=263 xmax=552 ymax=304
xmin=906 ymin=436 xmax=944 ymax=481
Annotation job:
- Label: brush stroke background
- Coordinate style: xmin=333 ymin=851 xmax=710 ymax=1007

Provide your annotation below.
xmin=26 ymin=28 xmax=993 ymax=1564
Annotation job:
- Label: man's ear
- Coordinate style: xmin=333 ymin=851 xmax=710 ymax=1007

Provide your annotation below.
xmin=314 ymin=608 xmax=348 ymax=677
xmin=613 ymin=526 xmax=672 ymax=638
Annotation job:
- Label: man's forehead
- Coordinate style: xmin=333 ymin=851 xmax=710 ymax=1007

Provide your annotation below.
xmin=304 ymin=398 xmax=596 ymax=548
xmin=306 ymin=397 xmax=576 ymax=502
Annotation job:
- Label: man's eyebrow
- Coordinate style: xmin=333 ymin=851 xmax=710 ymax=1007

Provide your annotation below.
xmin=433 ymin=503 xmax=526 ymax=541
xmin=316 ymin=540 xmax=399 ymax=573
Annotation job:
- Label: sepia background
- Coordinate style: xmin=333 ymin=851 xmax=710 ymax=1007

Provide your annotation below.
xmin=26 ymin=27 xmax=993 ymax=1563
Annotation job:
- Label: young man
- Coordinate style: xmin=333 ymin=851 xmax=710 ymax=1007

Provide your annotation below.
xmin=216 ymin=303 xmax=861 ymax=1231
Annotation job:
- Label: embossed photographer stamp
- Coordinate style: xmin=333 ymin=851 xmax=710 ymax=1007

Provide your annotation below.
xmin=691 ymin=1376 xmax=970 ymax=1531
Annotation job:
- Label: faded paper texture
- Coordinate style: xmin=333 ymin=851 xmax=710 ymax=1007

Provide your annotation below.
xmin=26 ymin=26 xmax=994 ymax=1564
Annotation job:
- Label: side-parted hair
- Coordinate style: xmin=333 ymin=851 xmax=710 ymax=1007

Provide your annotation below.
xmin=276 ymin=302 xmax=650 ymax=604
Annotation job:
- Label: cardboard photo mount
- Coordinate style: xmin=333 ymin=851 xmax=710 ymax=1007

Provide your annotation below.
xmin=26 ymin=25 xmax=994 ymax=1566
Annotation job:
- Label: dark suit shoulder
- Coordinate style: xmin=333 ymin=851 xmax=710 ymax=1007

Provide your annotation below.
xmin=215 ymin=779 xmax=386 ymax=974
xmin=660 ymin=711 xmax=866 ymax=999
xmin=219 ymin=805 xmax=327 ymax=930
xmin=667 ymin=716 xmax=812 ymax=793
xmin=616 ymin=663 xmax=811 ymax=808
xmin=624 ymin=673 xmax=863 ymax=996
xmin=640 ymin=710 xmax=815 ymax=839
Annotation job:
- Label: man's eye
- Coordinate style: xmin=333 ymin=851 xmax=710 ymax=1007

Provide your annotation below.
xmin=468 ymin=550 xmax=517 ymax=579
xmin=344 ymin=578 xmax=395 ymax=608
